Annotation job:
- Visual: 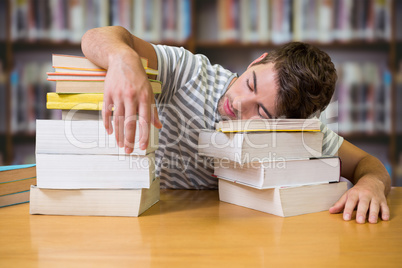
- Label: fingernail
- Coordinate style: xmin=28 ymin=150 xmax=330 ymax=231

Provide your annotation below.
xmin=125 ymin=147 xmax=131 ymax=154
xmin=358 ymin=216 xmax=365 ymax=223
xmin=369 ymin=216 xmax=377 ymax=223
xmin=344 ymin=213 xmax=351 ymax=221
xmin=383 ymin=214 xmax=390 ymax=221
xmin=140 ymin=143 xmax=146 ymax=149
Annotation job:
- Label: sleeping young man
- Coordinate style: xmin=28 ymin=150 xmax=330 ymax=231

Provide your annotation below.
xmin=81 ymin=26 xmax=391 ymax=224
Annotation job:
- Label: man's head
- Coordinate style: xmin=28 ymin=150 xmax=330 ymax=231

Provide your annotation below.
xmin=217 ymin=42 xmax=337 ymax=120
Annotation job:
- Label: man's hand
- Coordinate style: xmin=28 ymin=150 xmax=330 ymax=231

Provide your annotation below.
xmin=103 ymin=50 xmax=162 ymax=154
xmin=329 ymin=175 xmax=390 ymax=224
xmin=81 ymin=26 xmax=162 ymax=154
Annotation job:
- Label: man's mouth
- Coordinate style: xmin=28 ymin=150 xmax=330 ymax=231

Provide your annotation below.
xmin=224 ymin=98 xmax=236 ymax=118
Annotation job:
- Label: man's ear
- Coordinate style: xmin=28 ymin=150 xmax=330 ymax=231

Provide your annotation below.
xmin=247 ymin=52 xmax=268 ymax=69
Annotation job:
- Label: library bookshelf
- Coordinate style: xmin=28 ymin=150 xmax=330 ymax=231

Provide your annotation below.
xmin=0 ymin=0 xmax=401 ymax=185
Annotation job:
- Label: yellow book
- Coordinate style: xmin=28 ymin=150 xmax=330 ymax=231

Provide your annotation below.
xmin=47 ymin=93 xmax=104 ymax=110
xmin=47 ymin=80 xmax=162 ymax=110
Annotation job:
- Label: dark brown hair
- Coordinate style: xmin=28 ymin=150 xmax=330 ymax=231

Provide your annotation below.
xmin=252 ymin=42 xmax=337 ymax=118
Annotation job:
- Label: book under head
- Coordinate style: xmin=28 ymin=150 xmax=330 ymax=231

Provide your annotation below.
xmin=216 ymin=118 xmax=321 ymax=133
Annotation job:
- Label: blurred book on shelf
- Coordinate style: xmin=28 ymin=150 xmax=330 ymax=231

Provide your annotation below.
xmin=396 ymin=62 xmax=402 ymax=134
xmin=110 ymin=0 xmax=132 ymax=31
xmin=9 ymin=0 xmax=191 ymax=44
xmin=160 ymin=0 xmax=191 ymax=42
xmin=197 ymin=0 xmax=392 ymax=44
xmin=0 ymin=61 xmax=6 ymax=134
xmin=397 ymin=0 xmax=402 ymax=41
xmin=9 ymin=61 xmax=57 ymax=134
xmin=271 ymin=0 xmax=292 ymax=44
xmin=0 ymin=1 xmax=6 ymax=41
xmin=321 ymin=61 xmax=391 ymax=135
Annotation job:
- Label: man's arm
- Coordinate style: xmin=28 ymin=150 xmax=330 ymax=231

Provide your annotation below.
xmin=329 ymin=140 xmax=391 ymax=223
xmin=81 ymin=26 xmax=162 ymax=154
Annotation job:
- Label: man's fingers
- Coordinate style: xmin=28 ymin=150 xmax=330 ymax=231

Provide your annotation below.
xmin=151 ymin=98 xmax=162 ymax=129
xmin=124 ymin=105 xmax=138 ymax=154
xmin=113 ymin=102 xmax=125 ymax=148
xmin=103 ymin=98 xmax=113 ymax=135
xmin=329 ymin=192 xmax=347 ymax=214
xmin=138 ymin=102 xmax=150 ymax=150
xmin=342 ymin=193 xmax=358 ymax=221
xmin=368 ymin=200 xmax=380 ymax=224
xmin=355 ymin=197 xmax=370 ymax=224
xmin=380 ymin=202 xmax=390 ymax=221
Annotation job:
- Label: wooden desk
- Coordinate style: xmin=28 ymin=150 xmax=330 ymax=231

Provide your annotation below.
xmin=0 ymin=188 xmax=401 ymax=267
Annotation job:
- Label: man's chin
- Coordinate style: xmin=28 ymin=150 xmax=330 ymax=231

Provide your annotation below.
xmin=219 ymin=115 xmax=232 ymax=121
xmin=217 ymin=105 xmax=234 ymax=121
xmin=217 ymin=95 xmax=237 ymax=121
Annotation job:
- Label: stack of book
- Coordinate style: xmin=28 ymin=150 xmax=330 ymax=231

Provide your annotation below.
xmin=29 ymin=55 xmax=161 ymax=217
xmin=199 ymin=118 xmax=347 ymax=217
xmin=47 ymin=54 xmax=161 ymax=94
xmin=0 ymin=164 xmax=36 ymax=208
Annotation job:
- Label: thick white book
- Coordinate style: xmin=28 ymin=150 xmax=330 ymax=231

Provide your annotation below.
xmin=30 ymin=178 xmax=160 ymax=217
xmin=198 ymin=130 xmax=323 ymax=164
xmin=36 ymin=153 xmax=155 ymax=189
xmin=61 ymin=110 xmax=102 ymax=121
xmin=36 ymin=119 xmax=158 ymax=156
xmin=219 ymin=179 xmax=347 ymax=217
xmin=215 ymin=118 xmax=321 ymax=133
xmin=215 ymin=157 xmax=341 ymax=189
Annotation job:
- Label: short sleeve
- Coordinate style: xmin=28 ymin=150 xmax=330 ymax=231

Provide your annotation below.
xmin=152 ymin=44 xmax=201 ymax=104
xmin=320 ymin=121 xmax=344 ymax=156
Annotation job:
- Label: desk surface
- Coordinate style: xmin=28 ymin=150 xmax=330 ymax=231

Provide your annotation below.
xmin=0 ymin=188 xmax=401 ymax=268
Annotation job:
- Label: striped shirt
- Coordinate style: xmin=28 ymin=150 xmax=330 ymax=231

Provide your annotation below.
xmin=152 ymin=44 xmax=344 ymax=189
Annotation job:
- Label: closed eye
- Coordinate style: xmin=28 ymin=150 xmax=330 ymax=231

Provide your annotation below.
xmin=246 ymin=79 xmax=253 ymax=92
xmin=247 ymin=78 xmax=267 ymax=119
